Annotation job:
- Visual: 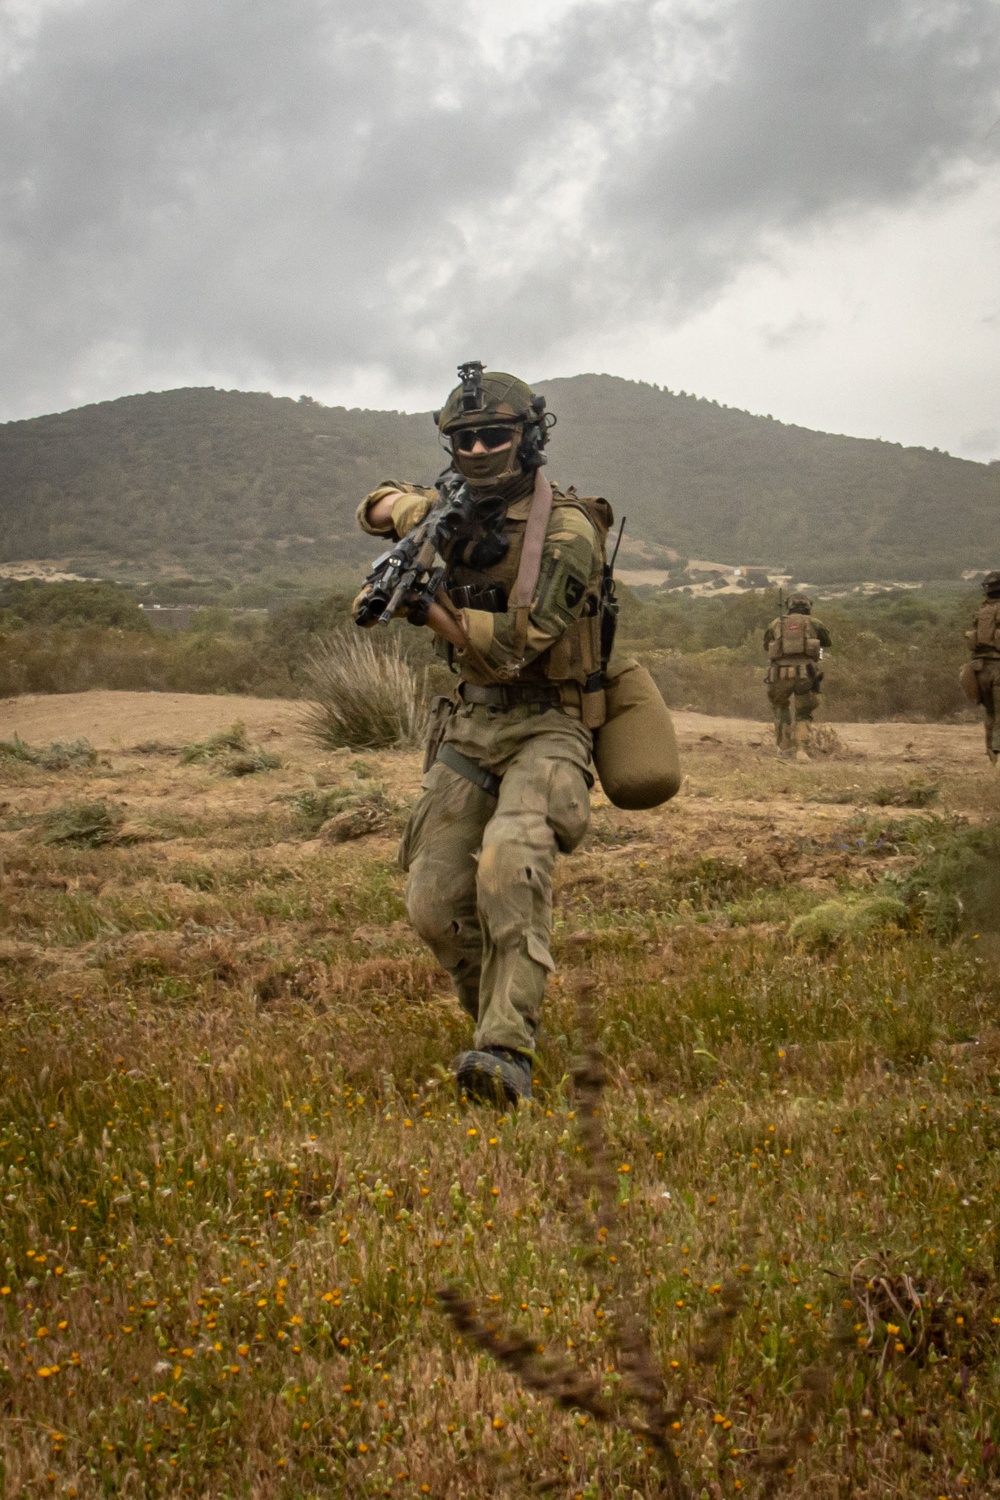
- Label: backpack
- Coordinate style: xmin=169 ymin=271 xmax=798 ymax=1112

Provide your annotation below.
xmin=769 ymin=613 xmax=820 ymax=661
xmin=967 ymin=601 xmax=1000 ymax=654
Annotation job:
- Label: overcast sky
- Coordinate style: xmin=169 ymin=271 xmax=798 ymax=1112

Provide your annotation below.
xmin=1 ymin=0 xmax=998 ymax=456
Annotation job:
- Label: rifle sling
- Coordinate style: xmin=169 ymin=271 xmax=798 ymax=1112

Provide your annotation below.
xmin=434 ymin=587 xmax=502 ymax=683
xmin=510 ymin=470 xmax=553 ymax=660
xmin=437 ymin=743 xmax=501 ymax=798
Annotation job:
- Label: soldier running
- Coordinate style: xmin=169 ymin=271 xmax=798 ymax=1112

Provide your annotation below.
xmin=960 ymin=571 xmax=1000 ymax=764
xmin=355 ymin=364 xmax=612 ymax=1107
xmin=762 ymin=593 xmax=831 ymax=761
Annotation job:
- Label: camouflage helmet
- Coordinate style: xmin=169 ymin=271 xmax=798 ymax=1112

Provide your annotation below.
xmin=434 ymin=360 xmax=545 ymax=435
xmin=788 ymin=593 xmax=812 ymax=613
xmin=982 ymin=570 xmax=1000 ymax=598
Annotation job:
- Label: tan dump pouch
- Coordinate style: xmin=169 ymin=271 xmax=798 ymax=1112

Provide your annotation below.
xmin=959 ymin=661 xmax=983 ymax=704
xmin=593 ymin=658 xmax=681 ymax=810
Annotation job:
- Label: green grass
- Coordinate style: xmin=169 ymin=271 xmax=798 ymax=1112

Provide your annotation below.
xmin=0 ymin=740 xmax=999 ymax=1497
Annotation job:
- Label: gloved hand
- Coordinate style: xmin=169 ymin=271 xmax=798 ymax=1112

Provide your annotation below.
xmin=405 ymin=594 xmax=431 ymax=627
xmin=352 ymin=587 xmax=380 ymax=627
xmin=391 ymin=491 xmax=435 ymax=536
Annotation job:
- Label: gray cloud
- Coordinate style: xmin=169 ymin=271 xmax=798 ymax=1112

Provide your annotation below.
xmin=0 ymin=0 xmax=997 ymax=418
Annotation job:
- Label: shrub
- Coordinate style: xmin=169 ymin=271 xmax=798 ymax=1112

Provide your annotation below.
xmin=222 ymin=749 xmax=282 ymax=777
xmin=789 ymin=892 xmax=908 ymax=949
xmin=0 ymin=579 xmax=150 ymax=631
xmin=0 ymin=735 xmax=38 ymax=764
xmin=650 ymin=645 xmax=765 ymax=719
xmin=0 ymin=623 xmax=301 ymax=697
xmin=301 ymin=630 xmax=428 ymax=750
xmin=180 ymin=721 xmax=251 ymax=764
xmin=0 ymin=579 xmax=980 ymax=725
xmin=890 ymin=821 xmax=1000 ymax=940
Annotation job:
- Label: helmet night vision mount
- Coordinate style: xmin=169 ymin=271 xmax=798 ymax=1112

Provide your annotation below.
xmin=458 ymin=359 xmax=485 ymax=414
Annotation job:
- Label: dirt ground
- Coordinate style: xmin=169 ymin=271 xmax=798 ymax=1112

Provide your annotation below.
xmin=1 ymin=690 xmax=995 ymax=916
xmin=0 ymin=690 xmax=311 ymax=752
xmin=0 ymin=688 xmax=985 ymax=766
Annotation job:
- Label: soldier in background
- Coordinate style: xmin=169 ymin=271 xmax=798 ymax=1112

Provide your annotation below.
xmin=763 ymin=594 xmax=831 ymax=760
xmin=960 ymin=571 xmax=1000 ymax=764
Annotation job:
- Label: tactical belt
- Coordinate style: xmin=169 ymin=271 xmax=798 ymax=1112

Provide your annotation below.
xmin=437 ymin=742 xmax=501 ymax=798
xmin=459 ymin=681 xmax=562 ymax=709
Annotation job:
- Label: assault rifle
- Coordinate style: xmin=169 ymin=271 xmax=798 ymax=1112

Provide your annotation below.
xmin=353 ymin=474 xmax=476 ymax=629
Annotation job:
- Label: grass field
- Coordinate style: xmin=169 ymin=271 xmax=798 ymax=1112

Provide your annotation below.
xmin=0 ymin=696 xmax=998 ymax=1498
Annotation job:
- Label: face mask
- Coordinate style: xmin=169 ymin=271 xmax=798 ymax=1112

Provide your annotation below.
xmin=452 ymin=423 xmax=523 ymax=487
xmin=455 ymin=448 xmax=520 ymax=486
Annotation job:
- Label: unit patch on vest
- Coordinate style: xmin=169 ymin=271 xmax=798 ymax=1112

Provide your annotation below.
xmin=562 ymin=574 xmax=586 ymax=611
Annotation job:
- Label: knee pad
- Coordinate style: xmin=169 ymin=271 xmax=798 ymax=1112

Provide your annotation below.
xmin=406 ymin=883 xmax=460 ymax=951
xmin=546 ymin=759 xmax=590 ymax=853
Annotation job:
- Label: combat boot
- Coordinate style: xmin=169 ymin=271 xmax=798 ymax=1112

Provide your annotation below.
xmin=794 ymin=722 xmax=811 ymax=763
xmin=455 ymin=1048 xmax=533 ymax=1107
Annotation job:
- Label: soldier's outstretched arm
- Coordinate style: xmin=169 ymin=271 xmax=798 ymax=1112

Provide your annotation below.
xmin=357 ymin=482 xmax=437 ymax=539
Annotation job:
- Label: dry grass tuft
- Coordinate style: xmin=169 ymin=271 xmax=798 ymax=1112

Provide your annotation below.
xmin=285 ymin=778 xmax=397 ymax=842
xmin=871 ymin=777 xmax=940 ymax=808
xmin=36 ymin=798 xmax=126 ymax=847
xmin=301 ymin=629 xmax=429 ymax=751
xmin=807 ymin=724 xmax=844 ymax=758
xmin=0 ymin=734 xmax=98 ymax=769
xmin=180 ymin=720 xmax=280 ymax=775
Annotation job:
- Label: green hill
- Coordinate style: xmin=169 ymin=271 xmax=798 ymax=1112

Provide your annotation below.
xmin=0 ymin=388 xmax=439 ymax=587
xmin=1 ymin=377 xmax=996 ymax=585
xmin=537 ymin=376 xmax=1000 ymax=581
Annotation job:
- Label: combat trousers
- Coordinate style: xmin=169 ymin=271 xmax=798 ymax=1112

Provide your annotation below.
xmin=400 ymin=702 xmax=592 ymax=1056
xmin=766 ymin=675 xmax=820 ymax=747
xmin=977 ymin=659 xmax=1000 ymax=760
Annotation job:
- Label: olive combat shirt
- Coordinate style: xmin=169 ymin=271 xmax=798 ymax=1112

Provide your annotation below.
xmin=357 ymin=477 xmax=603 ymax=690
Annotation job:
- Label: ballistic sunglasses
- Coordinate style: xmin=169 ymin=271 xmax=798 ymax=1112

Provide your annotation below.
xmin=452 ymin=425 xmax=516 ymax=453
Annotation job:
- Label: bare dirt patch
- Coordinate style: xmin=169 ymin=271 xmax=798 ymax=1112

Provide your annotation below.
xmin=0 ymin=689 xmax=312 ymax=752
xmin=0 ymin=689 xmax=984 ymax=766
xmin=668 ymin=709 xmax=983 ymax=766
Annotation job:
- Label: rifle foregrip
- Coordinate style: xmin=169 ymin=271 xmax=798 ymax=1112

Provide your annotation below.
xmin=381 ymin=574 xmax=416 ymax=623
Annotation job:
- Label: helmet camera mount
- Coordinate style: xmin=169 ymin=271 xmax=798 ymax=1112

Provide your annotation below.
xmin=458 ymin=360 xmax=485 ymax=413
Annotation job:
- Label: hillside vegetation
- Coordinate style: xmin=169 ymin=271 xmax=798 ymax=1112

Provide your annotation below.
xmin=0 ymin=579 xmax=980 ymax=725
xmin=1 ymin=378 xmax=997 ymax=585
xmin=540 ymin=376 xmax=1000 ymax=582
